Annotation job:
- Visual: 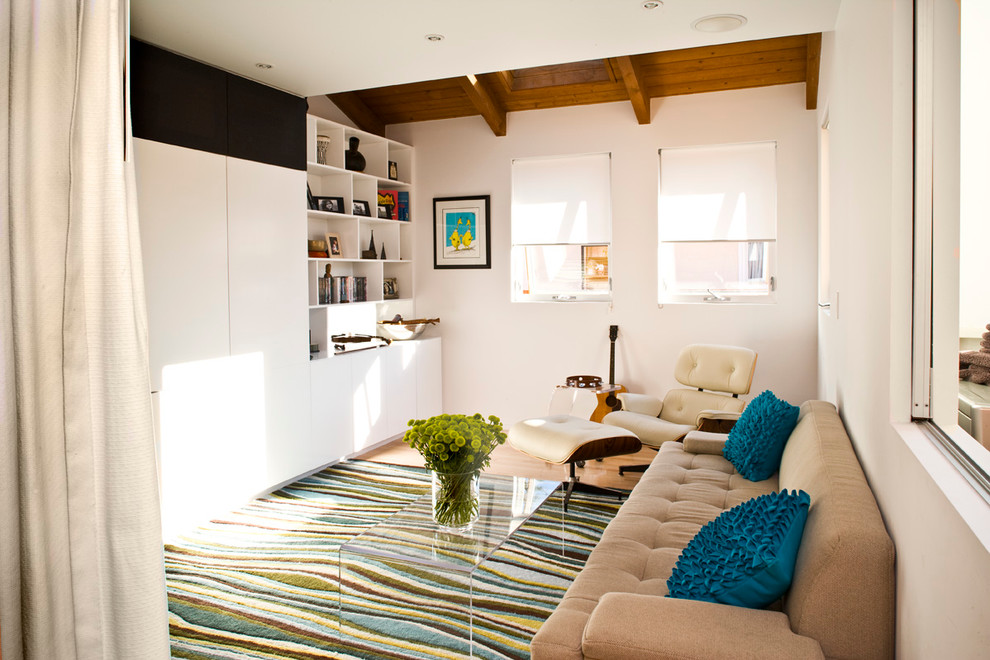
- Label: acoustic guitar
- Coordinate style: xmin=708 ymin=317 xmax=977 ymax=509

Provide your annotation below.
xmin=590 ymin=325 xmax=626 ymax=423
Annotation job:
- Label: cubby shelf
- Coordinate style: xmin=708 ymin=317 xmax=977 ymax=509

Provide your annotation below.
xmin=305 ymin=115 xmax=416 ymax=356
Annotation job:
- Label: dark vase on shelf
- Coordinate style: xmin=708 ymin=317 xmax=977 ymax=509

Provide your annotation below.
xmin=345 ymin=137 xmax=366 ymax=172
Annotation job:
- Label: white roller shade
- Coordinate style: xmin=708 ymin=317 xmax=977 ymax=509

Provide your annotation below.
xmin=512 ymin=153 xmax=612 ymax=245
xmin=659 ymin=142 xmax=777 ymax=242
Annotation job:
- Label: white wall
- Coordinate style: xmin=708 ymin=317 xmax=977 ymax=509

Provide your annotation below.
xmin=383 ymin=84 xmax=820 ymax=427
xmin=819 ymin=0 xmax=990 ymax=657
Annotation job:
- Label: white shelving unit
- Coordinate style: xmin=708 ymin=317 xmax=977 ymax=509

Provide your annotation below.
xmin=305 ymin=115 xmax=415 ymax=355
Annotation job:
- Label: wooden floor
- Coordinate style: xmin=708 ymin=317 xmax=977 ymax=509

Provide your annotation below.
xmin=358 ymin=438 xmax=657 ymax=490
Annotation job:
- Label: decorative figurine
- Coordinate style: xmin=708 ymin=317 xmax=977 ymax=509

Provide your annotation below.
xmin=345 ymin=136 xmax=366 ymax=172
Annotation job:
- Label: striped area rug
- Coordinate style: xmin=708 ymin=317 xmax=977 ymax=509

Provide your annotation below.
xmin=165 ymin=460 xmax=623 ymax=659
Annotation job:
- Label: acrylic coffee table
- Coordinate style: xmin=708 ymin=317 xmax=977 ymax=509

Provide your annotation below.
xmin=338 ymin=474 xmax=561 ymax=657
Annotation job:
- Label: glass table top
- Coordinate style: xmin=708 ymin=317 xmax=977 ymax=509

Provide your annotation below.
xmin=339 ymin=474 xmax=560 ymax=573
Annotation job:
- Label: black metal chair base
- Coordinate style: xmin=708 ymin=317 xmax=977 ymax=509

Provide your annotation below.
xmin=563 ymin=462 xmax=627 ymax=511
xmin=618 ymin=463 xmax=649 ymax=475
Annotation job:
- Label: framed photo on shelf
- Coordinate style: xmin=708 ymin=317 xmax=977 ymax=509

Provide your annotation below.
xmin=325 ymin=232 xmax=342 ymax=257
xmin=307 ymin=184 xmax=317 ymax=210
xmin=388 ymin=161 xmax=398 ymax=180
xmin=378 ymin=205 xmax=391 ymax=219
xmin=383 ymin=277 xmax=399 ymax=299
xmin=433 ymin=195 xmax=491 ymax=269
xmin=315 ymin=196 xmax=344 ymax=213
xmin=352 ymin=200 xmax=371 ymax=216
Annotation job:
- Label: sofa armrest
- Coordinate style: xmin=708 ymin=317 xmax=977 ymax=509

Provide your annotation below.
xmin=682 ymin=430 xmax=728 ymax=455
xmin=616 ymin=393 xmax=663 ymax=417
xmin=582 ymin=593 xmax=824 ymax=660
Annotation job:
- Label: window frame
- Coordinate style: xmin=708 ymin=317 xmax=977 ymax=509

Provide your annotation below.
xmin=912 ymin=0 xmax=990 ymax=503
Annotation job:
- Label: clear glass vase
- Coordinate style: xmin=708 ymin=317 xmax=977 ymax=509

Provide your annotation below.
xmin=431 ymin=470 xmax=480 ymax=531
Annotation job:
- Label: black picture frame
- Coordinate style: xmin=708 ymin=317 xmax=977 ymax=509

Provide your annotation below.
xmin=433 ymin=194 xmax=491 ymax=269
xmin=307 ymin=183 xmax=317 ymax=210
xmin=314 ymin=196 xmax=344 ymax=213
xmin=388 ymin=161 xmax=398 ymax=181
xmin=353 ymin=200 xmax=371 ymax=216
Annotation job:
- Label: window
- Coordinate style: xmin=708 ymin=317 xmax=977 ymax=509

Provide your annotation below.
xmin=657 ymin=142 xmax=777 ymax=303
xmin=511 ymin=153 xmax=612 ymax=302
xmin=914 ymin=0 xmax=990 ymax=492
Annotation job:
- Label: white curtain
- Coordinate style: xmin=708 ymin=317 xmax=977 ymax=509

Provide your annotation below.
xmin=0 ymin=1 xmax=170 ymax=658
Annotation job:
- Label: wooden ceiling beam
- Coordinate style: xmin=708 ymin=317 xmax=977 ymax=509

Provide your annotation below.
xmin=458 ymin=74 xmax=507 ymax=137
xmin=611 ymin=55 xmax=651 ymax=125
xmin=805 ymin=33 xmax=822 ymax=110
xmin=493 ymin=70 xmax=514 ymax=94
xmin=326 ymin=92 xmax=386 ymax=136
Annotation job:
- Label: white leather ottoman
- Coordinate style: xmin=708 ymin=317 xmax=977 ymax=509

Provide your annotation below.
xmin=508 ymin=415 xmax=641 ymax=510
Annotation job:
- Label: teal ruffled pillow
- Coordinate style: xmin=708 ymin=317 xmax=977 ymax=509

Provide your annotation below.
xmin=666 ymin=490 xmax=811 ymax=608
xmin=723 ymin=390 xmax=799 ymax=481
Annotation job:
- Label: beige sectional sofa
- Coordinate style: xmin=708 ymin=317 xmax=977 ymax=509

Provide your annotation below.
xmin=531 ymin=400 xmax=895 ymax=660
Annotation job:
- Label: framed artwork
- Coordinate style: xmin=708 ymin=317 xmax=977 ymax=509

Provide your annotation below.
xmin=433 ymin=195 xmax=491 ymax=269
xmin=325 ymin=232 xmax=342 ymax=257
xmin=388 ymin=161 xmax=398 ymax=180
xmin=352 ymin=200 xmax=371 ymax=216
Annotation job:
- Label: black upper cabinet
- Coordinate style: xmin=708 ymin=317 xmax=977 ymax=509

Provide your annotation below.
xmin=131 ymin=39 xmax=305 ymax=171
xmin=227 ymin=75 xmax=306 ymax=171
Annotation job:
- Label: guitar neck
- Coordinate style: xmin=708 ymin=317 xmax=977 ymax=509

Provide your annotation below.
xmin=608 ymin=325 xmax=618 ymax=386
xmin=609 ymin=342 xmax=616 ymax=385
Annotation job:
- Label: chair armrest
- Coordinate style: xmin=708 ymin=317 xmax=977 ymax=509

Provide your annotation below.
xmin=616 ymin=393 xmax=663 ymax=417
xmin=582 ymin=593 xmax=824 ymax=660
xmin=695 ymin=409 xmax=741 ymax=433
xmin=682 ymin=430 xmax=728 ymax=455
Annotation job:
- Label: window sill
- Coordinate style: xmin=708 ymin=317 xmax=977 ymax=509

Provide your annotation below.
xmin=895 ymin=421 xmax=990 ymax=551
xmin=657 ymin=298 xmax=777 ymax=306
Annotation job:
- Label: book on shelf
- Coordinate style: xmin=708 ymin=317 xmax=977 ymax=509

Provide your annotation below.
xmin=377 ymin=190 xmax=398 ymax=220
xmin=397 ymin=191 xmax=410 ymax=221
xmin=330 ymin=275 xmax=369 ymax=303
xmin=308 ymin=250 xmax=329 ymax=258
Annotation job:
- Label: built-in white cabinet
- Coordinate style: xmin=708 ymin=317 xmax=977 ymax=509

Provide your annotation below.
xmin=305 ymin=115 xmax=416 ymax=353
xmin=309 ymin=337 xmax=443 ymax=458
xmin=134 ymin=139 xmax=230 ymax=392
xmin=227 ymin=157 xmax=309 ymax=365
xmin=135 ymin=138 xmax=311 ymax=538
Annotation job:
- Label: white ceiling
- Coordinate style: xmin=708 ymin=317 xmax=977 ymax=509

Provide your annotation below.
xmin=130 ymin=0 xmax=840 ymax=98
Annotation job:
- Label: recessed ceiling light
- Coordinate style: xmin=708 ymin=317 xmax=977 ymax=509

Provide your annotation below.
xmin=642 ymin=1 xmax=663 ymax=9
xmin=255 ymin=62 xmax=273 ymax=69
xmin=691 ymin=14 xmax=747 ymax=33
xmin=425 ymin=34 xmax=445 ymax=42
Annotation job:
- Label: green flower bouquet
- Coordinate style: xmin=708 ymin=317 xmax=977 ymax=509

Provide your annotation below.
xmin=404 ymin=413 xmax=507 ymax=530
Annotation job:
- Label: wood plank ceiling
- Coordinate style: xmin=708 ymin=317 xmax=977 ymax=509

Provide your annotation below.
xmin=328 ymin=33 xmax=822 ymax=137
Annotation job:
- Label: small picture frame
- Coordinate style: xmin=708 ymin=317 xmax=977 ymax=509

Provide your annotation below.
xmin=383 ymin=277 xmax=399 ymax=299
xmin=307 ymin=183 xmax=317 ymax=210
xmin=315 ymin=196 xmax=344 ymax=214
xmin=325 ymin=232 xmax=342 ymax=257
xmin=388 ymin=161 xmax=399 ymax=181
xmin=378 ymin=205 xmax=391 ymax=219
xmin=353 ymin=200 xmax=371 ymax=216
